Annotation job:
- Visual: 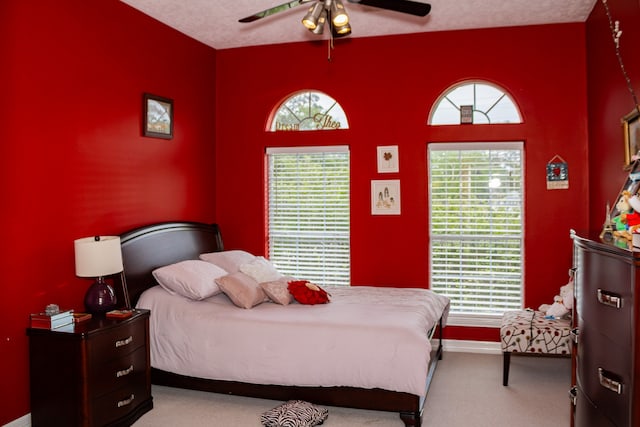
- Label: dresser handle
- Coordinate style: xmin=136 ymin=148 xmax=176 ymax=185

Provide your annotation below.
xmin=598 ymin=368 xmax=623 ymax=394
xmin=116 ymin=365 xmax=134 ymax=378
xmin=115 ymin=336 xmax=133 ymax=348
xmin=570 ymin=328 xmax=579 ymax=344
xmin=569 ymin=386 xmax=577 ymax=406
xmin=117 ymin=394 xmax=135 ymax=408
xmin=597 ymin=289 xmax=622 ymax=309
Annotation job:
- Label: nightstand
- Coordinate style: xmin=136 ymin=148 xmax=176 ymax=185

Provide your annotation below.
xmin=27 ymin=309 xmax=153 ymax=427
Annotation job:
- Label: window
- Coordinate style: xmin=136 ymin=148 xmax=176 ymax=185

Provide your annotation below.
xmin=269 ymin=91 xmax=349 ymax=131
xmin=428 ymin=142 xmax=523 ymax=325
xmin=267 ymin=146 xmax=350 ymax=286
xmin=429 ymin=82 xmax=522 ymax=125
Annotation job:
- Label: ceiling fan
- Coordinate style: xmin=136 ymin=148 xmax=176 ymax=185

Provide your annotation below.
xmin=239 ymin=0 xmax=431 ymax=38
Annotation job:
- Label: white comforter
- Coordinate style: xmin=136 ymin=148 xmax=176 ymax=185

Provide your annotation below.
xmin=137 ymin=285 xmax=450 ymax=397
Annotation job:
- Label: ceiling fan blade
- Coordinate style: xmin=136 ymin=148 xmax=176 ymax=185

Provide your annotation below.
xmin=347 ymin=0 xmax=431 ymax=17
xmin=239 ymin=0 xmax=315 ymax=23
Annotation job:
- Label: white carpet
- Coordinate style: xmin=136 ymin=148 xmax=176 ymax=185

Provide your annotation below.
xmin=133 ymin=352 xmax=571 ymax=426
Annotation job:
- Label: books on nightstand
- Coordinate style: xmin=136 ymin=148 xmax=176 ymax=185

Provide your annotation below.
xmin=106 ymin=309 xmax=133 ymax=319
xmin=73 ymin=312 xmax=92 ymax=323
xmin=30 ymin=309 xmax=74 ymax=329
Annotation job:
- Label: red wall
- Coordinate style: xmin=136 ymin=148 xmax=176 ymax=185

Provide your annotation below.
xmin=586 ymin=0 xmax=640 ymax=229
xmin=6 ymin=0 xmax=638 ymax=423
xmin=215 ymin=24 xmax=590 ymax=341
xmin=1 ymin=1 xmax=217 ymax=424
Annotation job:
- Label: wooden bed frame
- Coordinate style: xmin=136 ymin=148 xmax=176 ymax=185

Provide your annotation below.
xmin=118 ymin=221 xmax=444 ymax=427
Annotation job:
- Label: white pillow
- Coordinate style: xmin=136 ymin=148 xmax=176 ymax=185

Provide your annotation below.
xmin=199 ymin=250 xmax=256 ymax=273
xmin=152 ymin=260 xmax=227 ymax=300
xmin=239 ymin=256 xmax=282 ymax=283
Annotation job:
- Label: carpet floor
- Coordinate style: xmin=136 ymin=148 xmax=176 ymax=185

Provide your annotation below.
xmin=133 ymin=351 xmax=572 ymax=427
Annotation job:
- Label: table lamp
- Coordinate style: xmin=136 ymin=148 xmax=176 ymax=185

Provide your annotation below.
xmin=74 ymin=236 xmax=123 ymax=314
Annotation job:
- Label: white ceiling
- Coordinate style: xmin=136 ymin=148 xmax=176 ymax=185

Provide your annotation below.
xmin=120 ymin=0 xmax=597 ymax=50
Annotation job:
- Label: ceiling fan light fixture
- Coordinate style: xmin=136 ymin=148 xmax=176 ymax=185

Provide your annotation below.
xmin=331 ymin=0 xmax=349 ymax=27
xmin=332 ymin=21 xmax=351 ymax=37
xmin=302 ymin=2 xmax=324 ymax=30
xmin=310 ymin=9 xmax=327 ymax=34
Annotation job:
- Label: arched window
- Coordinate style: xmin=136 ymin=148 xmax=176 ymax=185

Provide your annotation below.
xmin=429 ymin=81 xmax=522 ymax=125
xmin=269 ymin=90 xmax=349 ymax=131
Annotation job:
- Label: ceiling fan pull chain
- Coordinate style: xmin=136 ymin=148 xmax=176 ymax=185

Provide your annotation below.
xmin=327 ymin=17 xmax=334 ymax=61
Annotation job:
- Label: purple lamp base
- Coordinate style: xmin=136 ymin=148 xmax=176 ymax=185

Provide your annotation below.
xmin=84 ymin=277 xmax=117 ymax=315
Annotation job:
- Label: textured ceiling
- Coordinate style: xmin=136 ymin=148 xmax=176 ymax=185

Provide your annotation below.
xmin=120 ymin=0 xmax=597 ymax=50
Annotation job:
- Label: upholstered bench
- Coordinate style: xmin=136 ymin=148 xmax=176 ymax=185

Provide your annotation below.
xmin=500 ymin=309 xmax=572 ymax=386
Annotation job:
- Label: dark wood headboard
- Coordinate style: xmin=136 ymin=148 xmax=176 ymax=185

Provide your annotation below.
xmin=119 ymin=221 xmax=224 ymax=306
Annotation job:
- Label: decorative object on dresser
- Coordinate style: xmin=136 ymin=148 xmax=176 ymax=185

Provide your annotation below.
xmin=74 ymin=235 xmax=130 ymax=315
xmin=570 ymin=230 xmax=639 ymax=427
xmin=27 ymin=309 xmax=153 ymax=426
xmin=602 ymin=159 xmax=640 ymax=243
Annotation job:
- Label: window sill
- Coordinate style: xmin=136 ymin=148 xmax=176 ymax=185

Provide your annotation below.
xmin=445 ymin=313 xmax=502 ymax=328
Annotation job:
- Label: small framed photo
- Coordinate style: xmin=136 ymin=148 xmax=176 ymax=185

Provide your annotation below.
xmin=377 ymin=145 xmax=399 ymax=173
xmin=143 ymin=93 xmax=173 ymax=139
xmin=623 ymin=108 xmax=640 ymax=169
xmin=371 ymin=179 xmax=401 ymax=215
xmin=460 ymin=105 xmax=473 ymax=124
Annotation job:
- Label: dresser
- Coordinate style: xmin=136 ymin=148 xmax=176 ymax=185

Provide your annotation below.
xmin=27 ymin=309 xmax=153 ymax=427
xmin=571 ymin=231 xmax=639 ymax=427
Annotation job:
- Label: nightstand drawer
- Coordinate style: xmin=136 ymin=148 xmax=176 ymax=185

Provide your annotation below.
xmin=90 ymin=345 xmax=148 ymax=398
xmin=89 ymin=316 xmax=147 ymax=363
xmin=91 ymin=378 xmax=150 ymax=426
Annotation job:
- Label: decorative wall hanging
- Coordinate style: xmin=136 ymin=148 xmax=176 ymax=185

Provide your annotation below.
xmin=460 ymin=105 xmax=473 ymax=124
xmin=143 ymin=93 xmax=173 ymax=139
xmin=623 ymin=108 xmax=640 ymax=169
xmin=371 ymin=179 xmax=400 ymax=215
xmin=377 ymin=145 xmax=399 ymax=173
xmin=546 ymin=155 xmax=569 ymax=190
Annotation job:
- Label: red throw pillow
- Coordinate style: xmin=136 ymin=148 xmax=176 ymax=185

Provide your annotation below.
xmin=287 ymin=280 xmax=330 ymax=305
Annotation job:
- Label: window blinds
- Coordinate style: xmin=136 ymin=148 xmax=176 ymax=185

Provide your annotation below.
xmin=428 ymin=143 xmax=523 ymax=316
xmin=267 ymin=146 xmax=350 ymax=286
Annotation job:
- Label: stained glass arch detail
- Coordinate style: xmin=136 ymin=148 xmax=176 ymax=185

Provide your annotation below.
xmin=269 ymin=91 xmax=349 ymax=132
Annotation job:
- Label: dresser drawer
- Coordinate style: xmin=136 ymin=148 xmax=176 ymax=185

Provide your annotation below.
xmin=91 ymin=377 xmax=151 ymax=426
xmin=575 ymin=252 xmax=632 ymax=348
xmin=577 ymin=315 xmax=631 ymax=427
xmin=90 ymin=345 xmax=148 ymax=398
xmin=89 ymin=316 xmax=147 ymax=364
xmin=574 ymin=385 xmax=617 ymax=427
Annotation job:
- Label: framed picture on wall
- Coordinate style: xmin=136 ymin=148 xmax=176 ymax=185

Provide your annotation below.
xmin=143 ymin=93 xmax=173 ymax=139
xmin=371 ymin=179 xmax=401 ymax=215
xmin=377 ymin=145 xmax=399 ymax=173
xmin=623 ymin=107 xmax=640 ymax=169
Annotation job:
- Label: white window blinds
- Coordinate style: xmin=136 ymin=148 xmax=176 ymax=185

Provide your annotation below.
xmin=267 ymin=146 xmax=350 ymax=286
xmin=428 ymin=143 xmax=523 ymax=318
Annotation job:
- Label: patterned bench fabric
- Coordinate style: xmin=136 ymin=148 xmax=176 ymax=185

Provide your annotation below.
xmin=500 ymin=310 xmax=571 ymax=355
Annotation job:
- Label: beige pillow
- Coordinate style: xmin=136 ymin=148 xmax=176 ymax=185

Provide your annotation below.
xmin=199 ymin=250 xmax=256 ymax=273
xmin=216 ymin=272 xmax=266 ymax=309
xmin=260 ymin=277 xmax=295 ymax=305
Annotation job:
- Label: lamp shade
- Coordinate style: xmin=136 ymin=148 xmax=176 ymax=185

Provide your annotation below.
xmin=74 ymin=236 xmax=123 ymax=277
